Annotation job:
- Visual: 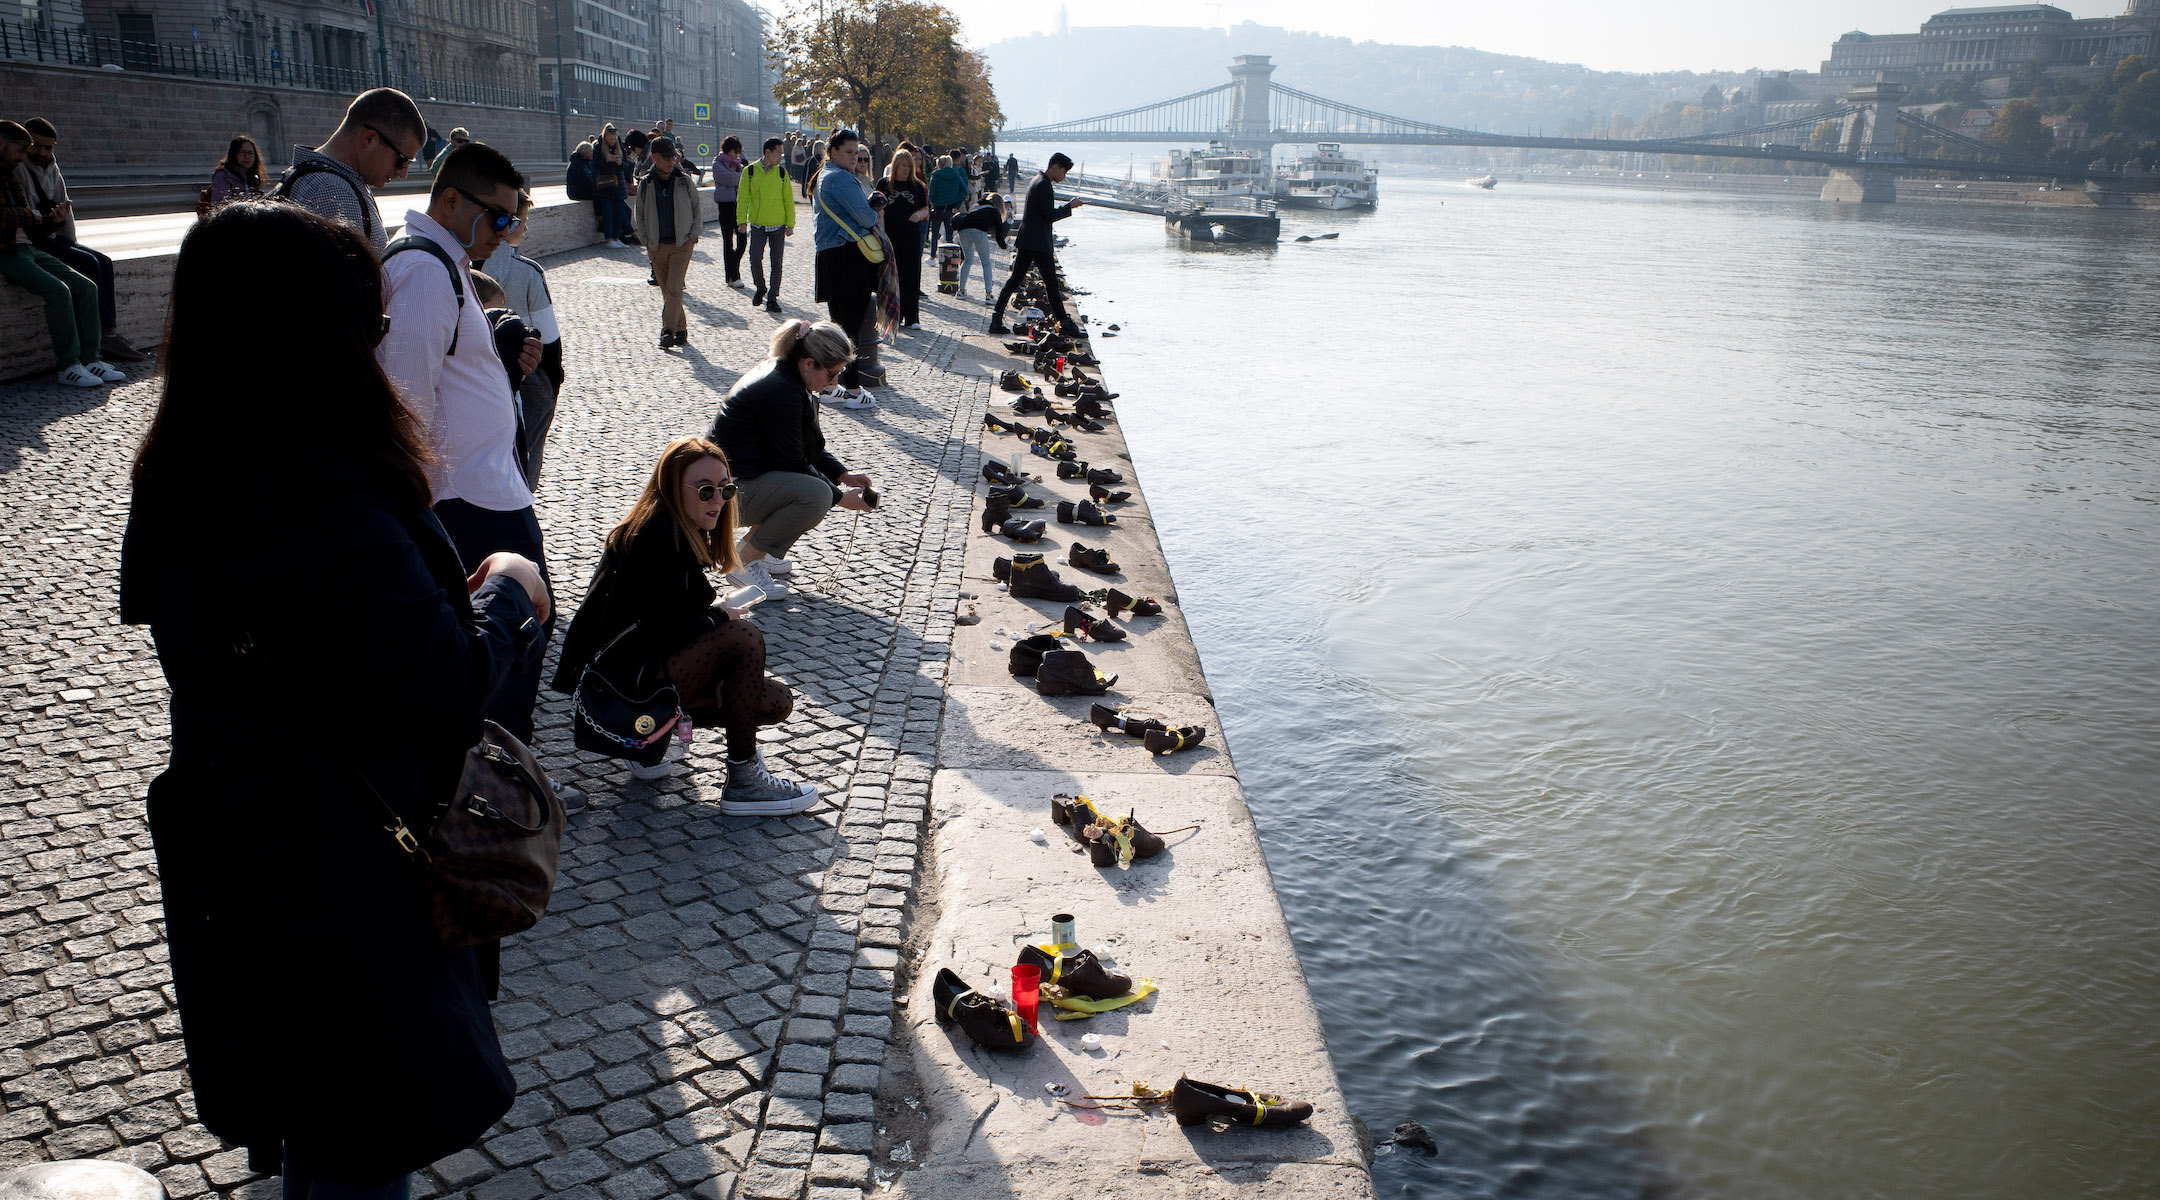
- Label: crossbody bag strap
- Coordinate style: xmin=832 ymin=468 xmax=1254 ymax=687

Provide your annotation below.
xmin=817 ymin=188 xmax=865 ymax=242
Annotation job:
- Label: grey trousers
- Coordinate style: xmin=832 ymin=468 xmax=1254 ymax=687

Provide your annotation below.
xmin=748 ymin=225 xmax=786 ymax=298
xmin=517 ymin=370 xmax=557 ymax=490
xmin=738 ymin=470 xmax=837 ymax=558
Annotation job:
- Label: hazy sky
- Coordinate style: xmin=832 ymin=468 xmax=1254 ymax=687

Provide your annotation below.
xmin=941 ymin=0 xmax=2121 ymax=73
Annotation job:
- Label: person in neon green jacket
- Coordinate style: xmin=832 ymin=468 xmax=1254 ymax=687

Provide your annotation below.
xmin=737 ymin=137 xmax=797 ymax=313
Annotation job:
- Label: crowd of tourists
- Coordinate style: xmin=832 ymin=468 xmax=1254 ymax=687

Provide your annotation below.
xmin=8 ymin=76 xmax=1106 ymax=1197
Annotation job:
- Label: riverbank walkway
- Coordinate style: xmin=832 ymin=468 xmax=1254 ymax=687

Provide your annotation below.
xmin=0 ymin=202 xmax=1370 ymax=1199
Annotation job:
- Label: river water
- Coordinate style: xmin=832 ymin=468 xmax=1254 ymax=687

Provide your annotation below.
xmin=1041 ymin=169 xmax=2160 ymax=1198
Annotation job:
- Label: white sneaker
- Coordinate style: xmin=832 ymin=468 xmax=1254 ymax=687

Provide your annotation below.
xmin=84 ymin=361 xmax=126 ymax=383
xmin=841 ymin=387 xmax=877 ymax=409
xmin=57 ymin=364 xmax=105 ymax=387
xmin=607 ymin=238 xmax=627 ymax=248
xmin=733 ymin=557 xmax=791 ymax=600
xmin=763 ymin=555 xmax=793 ymax=577
xmin=627 ymin=740 xmax=681 ymax=781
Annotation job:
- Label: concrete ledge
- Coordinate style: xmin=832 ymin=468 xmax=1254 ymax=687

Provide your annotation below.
xmin=0 ymin=191 xmax=619 ymax=383
xmin=890 ymin=326 xmax=1375 ymax=1198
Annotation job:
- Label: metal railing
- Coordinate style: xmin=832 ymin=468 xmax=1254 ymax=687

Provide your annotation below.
xmin=0 ymin=18 xmax=553 ymax=111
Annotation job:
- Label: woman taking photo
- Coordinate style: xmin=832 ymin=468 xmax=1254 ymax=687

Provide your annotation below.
xmin=122 ymin=200 xmax=546 ymax=1196
xmin=552 ymin=437 xmax=818 ymax=815
xmin=706 ymin=319 xmax=877 ymax=596
xmin=878 ymin=148 xmax=930 ymax=328
xmin=208 ymin=134 xmax=264 ymax=205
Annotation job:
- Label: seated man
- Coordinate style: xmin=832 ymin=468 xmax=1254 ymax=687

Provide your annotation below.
xmin=18 ymin=118 xmax=147 ymax=362
xmin=0 ymin=122 xmax=116 ymax=388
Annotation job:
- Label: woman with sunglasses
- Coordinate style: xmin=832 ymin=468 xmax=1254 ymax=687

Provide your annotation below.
xmin=706 ymin=319 xmax=877 ymax=600
xmin=553 ymin=436 xmax=817 ymax=814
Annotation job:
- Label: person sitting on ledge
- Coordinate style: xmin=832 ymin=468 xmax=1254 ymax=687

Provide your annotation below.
xmin=552 ymin=436 xmax=819 ymax=815
xmin=706 ymin=319 xmax=878 ymax=600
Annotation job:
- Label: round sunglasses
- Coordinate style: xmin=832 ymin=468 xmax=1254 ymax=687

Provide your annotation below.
xmin=695 ymin=481 xmax=738 ymax=503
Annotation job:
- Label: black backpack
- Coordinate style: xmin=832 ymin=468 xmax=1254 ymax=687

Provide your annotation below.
xmin=272 ymin=160 xmax=378 ymax=245
xmin=382 ymin=236 xmax=463 ymax=355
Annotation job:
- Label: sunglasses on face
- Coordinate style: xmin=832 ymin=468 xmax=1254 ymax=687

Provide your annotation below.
xmin=364 ymin=124 xmax=413 ymax=170
xmin=695 ymin=481 xmax=738 ymax=503
xmin=459 ymin=190 xmax=523 ymax=235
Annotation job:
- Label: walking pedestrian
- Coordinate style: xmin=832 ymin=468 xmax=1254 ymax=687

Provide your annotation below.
xmin=121 ymin=198 xmax=543 ymax=1198
xmin=927 ymin=152 xmax=967 ymax=252
xmin=0 ymin=123 xmax=114 ymax=388
xmin=707 ymin=319 xmax=878 ymax=598
xmin=810 ymin=130 xmax=884 ymax=397
xmin=789 ymin=135 xmax=807 ymax=193
xmin=550 ymin=437 xmax=820 ymax=811
xmin=951 ymin=192 xmax=1008 ymax=303
xmin=990 ymin=152 xmax=1086 ymax=336
xmin=804 ymin=140 xmax=825 ymax=199
xmin=17 ymin=117 xmax=149 ymax=362
xmin=376 ymin=142 xmax=563 ymax=804
xmin=878 ymin=149 xmax=929 ymax=329
xmin=431 ymin=127 xmax=471 ymax=169
xmin=209 ymin=135 xmax=265 ymax=205
xmin=593 ymin=125 xmax=631 ymax=246
xmin=274 ymin=87 xmax=424 ymax=256
xmin=740 ymin=136 xmax=795 ymax=314
xmin=1004 ymin=153 xmax=1019 ymax=188
xmin=982 ymin=151 xmax=1001 ymax=194
xmin=711 ymin=135 xmax=748 ymax=288
xmin=476 ymin=192 xmax=563 ymax=490
xmin=634 ymin=137 xmax=703 ymax=351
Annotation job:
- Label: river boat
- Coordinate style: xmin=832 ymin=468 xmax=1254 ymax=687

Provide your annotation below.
xmin=1164 ymin=195 xmax=1280 ymax=245
xmin=1277 ymin=142 xmax=1379 ymax=211
xmin=1467 ymin=173 xmax=1498 ymax=190
xmin=1157 ymin=143 xmax=1275 ymax=201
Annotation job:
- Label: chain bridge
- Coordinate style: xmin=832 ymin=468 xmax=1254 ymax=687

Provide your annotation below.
xmin=999 ymin=56 xmax=2123 ymax=202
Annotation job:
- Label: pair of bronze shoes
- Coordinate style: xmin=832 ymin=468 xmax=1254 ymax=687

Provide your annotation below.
xmin=1105 ymin=589 xmax=1162 ymax=619
xmin=1170 ymin=1077 xmax=1314 ymax=1128
xmin=1089 ymin=704 xmax=1207 ymax=754
xmin=998 ymin=517 xmax=1047 ymax=543
xmin=1049 ymin=794 xmax=1165 ymax=867
xmin=983 ymin=460 xmax=1020 ymax=486
xmin=987 ymin=484 xmax=1044 ymax=509
xmin=1088 ymin=482 xmax=1132 ymax=504
xmin=1068 ymin=543 xmax=1118 ymax=575
xmin=1008 ymin=635 xmax=1117 ymax=696
xmin=1014 ymin=943 xmax=1132 ymax=1000
xmin=930 ymin=967 xmax=1034 ymax=1052
xmin=1063 ymin=605 xmax=1127 ymax=642
xmin=1056 ymin=499 xmax=1116 ymax=527
xmin=995 ymin=553 xmax=1083 ymax=602
xmin=1075 ymin=395 xmax=1115 ymax=422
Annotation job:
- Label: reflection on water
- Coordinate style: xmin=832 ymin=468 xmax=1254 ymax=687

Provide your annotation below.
xmin=1051 ymin=171 xmax=2160 ymax=1199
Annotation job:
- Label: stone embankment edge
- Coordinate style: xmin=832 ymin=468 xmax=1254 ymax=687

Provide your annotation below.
xmin=831 ymin=287 xmax=1379 ymax=1199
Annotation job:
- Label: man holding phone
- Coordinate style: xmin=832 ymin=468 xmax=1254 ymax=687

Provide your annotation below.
xmin=17 ymin=118 xmax=147 ymax=363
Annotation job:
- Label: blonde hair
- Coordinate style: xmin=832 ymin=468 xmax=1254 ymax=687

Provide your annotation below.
xmin=606 ymin=437 xmax=739 ymax=573
xmin=769 ymin=318 xmax=854 ymax=369
xmin=883 ymin=148 xmax=917 ymax=184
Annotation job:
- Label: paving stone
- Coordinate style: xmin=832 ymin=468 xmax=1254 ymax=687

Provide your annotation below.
xmin=810 ymin=1152 xmax=874 ymax=1188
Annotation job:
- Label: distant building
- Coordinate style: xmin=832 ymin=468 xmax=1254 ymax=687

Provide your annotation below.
xmin=2041 ymin=113 xmax=2091 ymax=145
xmin=536 ymin=0 xmax=772 ymax=128
xmin=1822 ymin=0 xmax=2157 ymax=81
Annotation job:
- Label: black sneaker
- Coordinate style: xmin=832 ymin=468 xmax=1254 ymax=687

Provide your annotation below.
xmin=657 ymin=330 xmax=674 ymax=348
xmin=988 ymin=320 xmax=1011 ymax=335
xmin=766 ymin=299 xmax=783 ymax=314
xmin=752 ymin=286 xmax=766 ymax=306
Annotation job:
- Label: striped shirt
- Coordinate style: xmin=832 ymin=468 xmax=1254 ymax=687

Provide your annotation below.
xmin=280 ymin=145 xmax=386 ymax=255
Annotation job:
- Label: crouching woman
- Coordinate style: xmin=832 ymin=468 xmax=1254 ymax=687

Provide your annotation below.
xmin=553 ymin=436 xmax=819 ymax=816
xmin=706 ymin=319 xmax=877 ymax=598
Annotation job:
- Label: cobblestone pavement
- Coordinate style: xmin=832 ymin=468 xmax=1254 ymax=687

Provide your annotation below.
xmin=0 ymin=230 xmax=1005 ymax=1199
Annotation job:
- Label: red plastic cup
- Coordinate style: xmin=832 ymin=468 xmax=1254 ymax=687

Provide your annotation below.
xmin=1010 ymin=963 xmax=1042 ymax=1034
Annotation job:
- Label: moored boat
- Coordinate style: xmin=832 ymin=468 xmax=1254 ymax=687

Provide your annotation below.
xmin=1278 ymin=142 xmax=1379 ymax=210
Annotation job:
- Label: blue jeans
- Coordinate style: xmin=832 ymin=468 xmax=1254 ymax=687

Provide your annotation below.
xmin=956 ymin=228 xmax=995 ymax=299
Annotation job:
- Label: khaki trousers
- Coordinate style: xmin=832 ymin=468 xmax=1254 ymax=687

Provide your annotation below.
xmin=648 ymin=239 xmax=694 ymax=333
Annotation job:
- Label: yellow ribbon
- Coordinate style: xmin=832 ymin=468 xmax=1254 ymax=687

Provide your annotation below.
xmin=1049 ymin=978 xmax=1159 ymax=1020
xmin=1237 ymin=1088 xmax=1279 ymax=1124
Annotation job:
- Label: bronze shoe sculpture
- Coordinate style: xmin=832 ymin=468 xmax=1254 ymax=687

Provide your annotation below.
xmin=999 ymin=517 xmax=1048 ymax=543
xmin=1085 ymin=466 xmax=1126 ymax=487
xmin=1056 ymin=459 xmax=1090 ymax=481
xmin=1170 ymin=1077 xmax=1312 ymax=1128
xmin=1007 ymin=553 xmax=1083 ymax=602
xmin=931 ymin=968 xmax=1035 ymax=1052
xmin=1067 ymin=543 xmax=1119 ymax=575
xmin=1143 ymin=725 xmax=1208 ymax=755
xmin=992 ymin=556 xmax=1010 ymax=582
xmin=1105 ymin=589 xmax=1163 ymax=619
xmin=981 ymin=496 xmax=1011 ymax=533
xmin=1089 ymin=705 xmax=1168 ymax=738
xmin=1034 ymin=649 xmax=1116 ymax=696
xmin=1016 ymin=943 xmax=1133 ymax=1001
xmin=1088 ymin=483 xmax=1132 ymax=504
xmin=983 ymin=460 xmax=1020 ymax=486
xmin=1049 ymin=793 xmax=1165 ymax=867
xmin=1063 ymin=605 xmax=1128 ymax=642
xmin=988 ymin=484 xmax=1045 ymax=509
xmin=1056 ymin=500 xmax=1116 ymax=527
xmin=1075 ymin=396 xmax=1114 ymax=422
xmin=998 ymin=369 xmax=1025 ymax=392
xmin=1007 ymin=633 xmax=1067 ymax=677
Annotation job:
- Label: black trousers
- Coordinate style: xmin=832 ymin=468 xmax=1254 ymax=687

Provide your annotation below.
xmin=893 ymin=226 xmax=922 ymax=325
xmin=37 ymin=237 xmax=115 ymax=331
xmin=715 ymin=201 xmax=746 ymax=280
xmin=993 ymin=248 xmax=1072 ymax=331
xmin=815 ymin=245 xmax=877 ymax=389
xmin=430 ymin=499 xmax=553 ymax=743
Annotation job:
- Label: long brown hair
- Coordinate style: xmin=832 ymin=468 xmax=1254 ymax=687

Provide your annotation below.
xmin=216 ymin=134 xmax=263 ymax=190
xmin=606 ymin=437 xmax=739 ymax=573
xmin=134 ymin=200 xmax=431 ymax=509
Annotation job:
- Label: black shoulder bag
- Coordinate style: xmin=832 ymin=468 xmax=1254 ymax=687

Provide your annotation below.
xmin=570 ymin=622 xmax=685 ymax=767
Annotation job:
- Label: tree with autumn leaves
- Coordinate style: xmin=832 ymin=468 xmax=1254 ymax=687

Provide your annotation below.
xmin=771 ymin=0 xmax=1004 ymax=147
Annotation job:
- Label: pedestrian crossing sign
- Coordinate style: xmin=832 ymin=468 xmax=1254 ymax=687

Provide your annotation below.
xmin=694 ymin=102 xmax=712 ymax=121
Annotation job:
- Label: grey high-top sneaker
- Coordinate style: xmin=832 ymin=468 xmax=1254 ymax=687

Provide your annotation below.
xmin=720 ymin=750 xmax=819 ymax=816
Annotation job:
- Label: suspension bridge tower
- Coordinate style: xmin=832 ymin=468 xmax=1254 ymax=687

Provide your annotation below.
xmin=1821 ymin=80 xmax=1907 ymax=203
xmin=1228 ymin=54 xmax=1278 ymax=151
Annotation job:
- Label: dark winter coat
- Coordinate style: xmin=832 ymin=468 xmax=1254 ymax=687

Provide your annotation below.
xmin=1016 ymin=171 xmax=1074 ymax=253
xmin=707 ymin=357 xmax=849 ymax=503
xmin=551 ymin=516 xmax=726 ymax=695
xmin=951 ymin=201 xmax=1009 ymax=249
xmin=119 ymin=454 xmax=540 ymax=1182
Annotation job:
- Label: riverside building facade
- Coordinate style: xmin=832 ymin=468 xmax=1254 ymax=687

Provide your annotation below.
xmin=1825 ymin=0 xmax=2159 ymax=80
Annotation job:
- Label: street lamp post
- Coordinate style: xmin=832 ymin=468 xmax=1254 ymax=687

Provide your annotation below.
xmin=552 ymin=0 xmax=569 ymax=160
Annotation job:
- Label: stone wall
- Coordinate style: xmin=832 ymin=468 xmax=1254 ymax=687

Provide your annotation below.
xmin=0 ymin=60 xmax=570 ymax=171
xmin=0 ymin=190 xmax=633 ymax=382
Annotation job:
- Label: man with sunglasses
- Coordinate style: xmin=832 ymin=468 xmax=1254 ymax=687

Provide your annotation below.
xmin=276 ymin=87 xmax=424 ymax=256
xmin=377 ymin=143 xmax=572 ymax=822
